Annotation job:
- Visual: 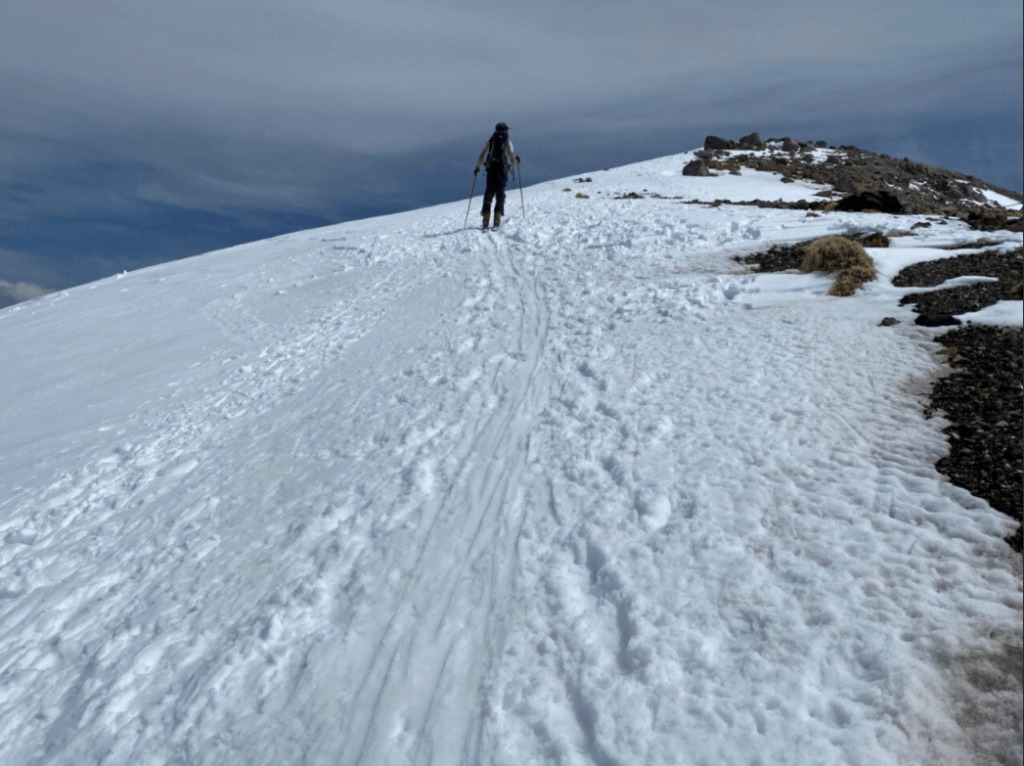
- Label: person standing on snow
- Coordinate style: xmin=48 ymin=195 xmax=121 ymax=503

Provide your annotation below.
xmin=474 ymin=122 xmax=519 ymax=229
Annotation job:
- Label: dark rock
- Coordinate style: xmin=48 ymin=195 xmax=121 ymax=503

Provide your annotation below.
xmin=781 ymin=137 xmax=801 ymax=152
xmin=915 ymin=314 xmax=962 ymax=327
xmin=704 ymin=136 xmax=735 ymax=150
xmin=738 ymin=132 xmax=763 ymax=149
xmin=879 ymin=317 xmax=900 ymax=326
xmin=683 ymin=159 xmax=711 ymax=177
xmin=836 ymin=190 xmax=904 ymax=214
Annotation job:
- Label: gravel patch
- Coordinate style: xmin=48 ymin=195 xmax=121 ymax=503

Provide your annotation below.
xmin=896 ymin=251 xmax=1022 ymax=551
xmin=925 ymin=325 xmax=1023 ymax=551
xmin=902 ymin=282 xmax=1019 ymax=325
xmin=735 ymin=244 xmax=805 ymax=273
xmin=892 ymin=249 xmax=1024 ymax=288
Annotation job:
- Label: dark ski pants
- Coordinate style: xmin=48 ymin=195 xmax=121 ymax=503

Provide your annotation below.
xmin=482 ymin=168 xmax=508 ymax=216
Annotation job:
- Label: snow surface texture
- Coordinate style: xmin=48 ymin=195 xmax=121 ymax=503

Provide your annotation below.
xmin=1 ymin=150 xmax=1022 ymax=766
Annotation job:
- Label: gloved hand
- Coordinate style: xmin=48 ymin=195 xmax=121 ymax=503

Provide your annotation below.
xmin=516 ymin=156 xmax=521 ymax=163
xmin=474 ymin=167 xmax=479 ymax=176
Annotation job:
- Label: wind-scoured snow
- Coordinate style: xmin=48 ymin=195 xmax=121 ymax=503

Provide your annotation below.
xmin=979 ymin=188 xmax=1024 ymax=210
xmin=1 ymin=150 xmax=1021 ymax=766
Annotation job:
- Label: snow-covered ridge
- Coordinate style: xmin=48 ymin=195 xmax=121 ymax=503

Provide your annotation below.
xmin=1 ymin=150 xmax=1021 ymax=765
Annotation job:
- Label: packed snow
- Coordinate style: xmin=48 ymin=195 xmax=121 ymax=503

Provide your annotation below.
xmin=979 ymin=188 xmax=1024 ymax=211
xmin=1 ymin=150 xmax=1021 ymax=766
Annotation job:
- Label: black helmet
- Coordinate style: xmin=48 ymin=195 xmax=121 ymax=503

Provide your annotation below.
xmin=495 ymin=122 xmax=509 ymax=133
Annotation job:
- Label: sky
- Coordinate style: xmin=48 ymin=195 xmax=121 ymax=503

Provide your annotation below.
xmin=2 ymin=0 xmax=1022 ymax=292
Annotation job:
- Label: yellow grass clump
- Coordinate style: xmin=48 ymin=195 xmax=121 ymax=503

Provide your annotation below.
xmin=800 ymin=236 xmax=878 ymax=296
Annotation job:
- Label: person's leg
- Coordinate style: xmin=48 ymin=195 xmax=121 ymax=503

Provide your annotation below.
xmin=494 ymin=170 xmax=508 ymax=215
xmin=481 ymin=176 xmax=495 ymax=226
xmin=493 ymin=170 xmax=508 ymax=226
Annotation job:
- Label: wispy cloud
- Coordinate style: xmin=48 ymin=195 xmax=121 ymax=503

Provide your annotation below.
xmin=0 ymin=277 xmax=51 ymax=309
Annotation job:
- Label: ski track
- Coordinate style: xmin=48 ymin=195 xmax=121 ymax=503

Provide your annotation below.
xmin=1 ymin=158 xmax=1021 ymax=765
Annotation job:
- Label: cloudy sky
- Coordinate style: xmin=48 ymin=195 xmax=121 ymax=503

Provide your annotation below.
xmin=2 ymin=0 xmax=1021 ymax=292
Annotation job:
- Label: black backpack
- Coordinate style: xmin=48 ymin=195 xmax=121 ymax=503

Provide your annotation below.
xmin=485 ymin=131 xmax=508 ymax=171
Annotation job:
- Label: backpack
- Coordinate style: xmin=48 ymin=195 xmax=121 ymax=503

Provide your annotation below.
xmin=485 ymin=131 xmax=509 ymax=171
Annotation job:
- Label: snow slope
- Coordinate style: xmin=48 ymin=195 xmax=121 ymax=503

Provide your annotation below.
xmin=1 ymin=150 xmax=1021 ymax=766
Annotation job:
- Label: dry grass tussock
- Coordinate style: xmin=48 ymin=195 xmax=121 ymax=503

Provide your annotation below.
xmin=800 ymin=236 xmax=878 ymax=296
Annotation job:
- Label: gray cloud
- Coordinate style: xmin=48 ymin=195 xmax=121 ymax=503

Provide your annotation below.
xmin=0 ymin=276 xmax=52 ymax=309
xmin=5 ymin=0 xmax=1019 ymax=147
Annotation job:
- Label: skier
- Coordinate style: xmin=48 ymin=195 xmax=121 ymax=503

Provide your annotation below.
xmin=474 ymin=122 xmax=519 ymax=229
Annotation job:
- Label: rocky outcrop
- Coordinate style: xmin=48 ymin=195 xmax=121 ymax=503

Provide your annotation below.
xmin=703 ymin=136 xmax=735 ymax=151
xmin=692 ymin=134 xmax=1023 ymax=228
xmin=737 ymin=132 xmax=763 ymax=150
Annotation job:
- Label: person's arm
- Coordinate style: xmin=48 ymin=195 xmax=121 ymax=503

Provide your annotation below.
xmin=475 ymin=140 xmax=490 ymax=171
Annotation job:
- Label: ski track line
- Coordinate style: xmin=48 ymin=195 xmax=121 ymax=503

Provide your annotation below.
xmin=144 ymin=221 xmax=557 ymax=766
xmin=330 ymin=234 xmax=552 ymax=766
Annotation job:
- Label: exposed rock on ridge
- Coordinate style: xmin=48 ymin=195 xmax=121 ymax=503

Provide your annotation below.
xmin=700 ymin=135 xmax=1023 ymax=230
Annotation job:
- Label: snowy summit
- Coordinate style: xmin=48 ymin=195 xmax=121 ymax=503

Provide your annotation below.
xmin=1 ymin=143 xmax=1022 ymax=765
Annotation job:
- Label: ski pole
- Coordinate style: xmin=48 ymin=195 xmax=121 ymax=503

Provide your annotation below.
xmin=516 ymin=159 xmax=525 ymax=219
xmin=464 ymin=172 xmax=478 ymax=228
